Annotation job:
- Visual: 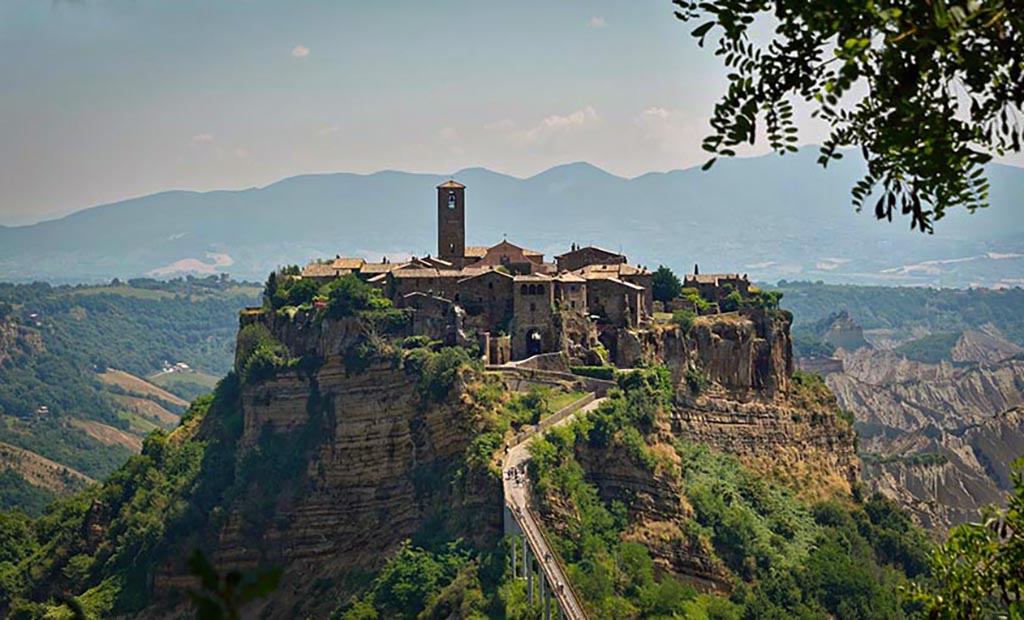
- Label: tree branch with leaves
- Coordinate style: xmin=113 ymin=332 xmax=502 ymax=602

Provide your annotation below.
xmin=673 ymin=0 xmax=1024 ymax=231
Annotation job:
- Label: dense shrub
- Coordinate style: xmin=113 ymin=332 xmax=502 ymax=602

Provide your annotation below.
xmin=680 ymin=287 xmax=712 ymax=315
xmin=326 ymin=275 xmax=392 ymax=319
xmin=671 ymin=307 xmax=697 ymax=333
xmin=235 ymin=323 xmax=293 ymax=383
xmin=570 ymin=365 xmax=616 ymax=380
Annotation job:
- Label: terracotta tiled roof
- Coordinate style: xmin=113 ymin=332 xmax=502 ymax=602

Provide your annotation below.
xmin=360 ymin=262 xmax=408 ymax=274
xmin=392 ymin=268 xmax=465 ymax=280
xmin=437 ymin=180 xmax=466 ymax=189
xmin=464 ymin=246 xmax=489 ymax=258
xmin=554 ymin=273 xmax=586 ymax=283
xmin=301 ymin=263 xmax=339 ymax=278
xmin=554 ymin=245 xmax=623 ymax=259
xmin=588 ymin=277 xmax=644 ymax=291
xmin=513 ymin=274 xmax=552 ymax=282
xmin=458 ymin=269 xmax=514 ymax=284
xmin=686 ymin=273 xmax=746 ymax=285
xmin=331 ymin=257 xmax=366 ymax=270
xmin=391 ymin=268 xmax=443 ymax=279
xmin=572 ymin=263 xmax=649 ymax=279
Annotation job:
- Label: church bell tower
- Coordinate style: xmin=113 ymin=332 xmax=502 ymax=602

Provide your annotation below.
xmin=437 ymin=180 xmax=466 ymax=264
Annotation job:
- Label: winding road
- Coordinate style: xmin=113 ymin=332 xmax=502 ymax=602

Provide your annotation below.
xmin=503 ymin=396 xmax=605 ymax=620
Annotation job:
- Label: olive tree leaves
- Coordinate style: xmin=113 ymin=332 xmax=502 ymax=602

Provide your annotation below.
xmin=673 ymin=0 xmax=1023 ymax=232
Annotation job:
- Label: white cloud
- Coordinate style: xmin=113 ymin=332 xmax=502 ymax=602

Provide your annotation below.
xmin=639 ymin=107 xmax=670 ymax=121
xmin=234 ymin=147 xmax=249 ymax=159
xmin=589 ymin=16 xmax=607 ymax=28
xmin=291 ymin=45 xmax=310 ymax=58
xmin=438 ymin=126 xmax=459 ymax=142
xmin=316 ymin=123 xmax=341 ymax=136
xmin=484 ymin=119 xmax=517 ymax=133
xmin=190 ymin=133 xmax=215 ymax=145
xmin=502 ymin=106 xmax=601 ymax=146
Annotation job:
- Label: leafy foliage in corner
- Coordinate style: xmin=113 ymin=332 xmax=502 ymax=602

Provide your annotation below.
xmin=673 ymin=0 xmax=1023 ymax=231
xmin=911 ymin=458 xmax=1024 ymax=619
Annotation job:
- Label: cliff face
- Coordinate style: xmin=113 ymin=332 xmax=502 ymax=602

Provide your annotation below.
xmin=625 ymin=309 xmax=793 ymax=399
xmin=829 ymin=347 xmax=1024 ymax=533
xmin=636 ymin=311 xmax=857 ymax=497
xmin=543 ymin=312 xmax=858 ymax=591
xmin=197 ymin=312 xmax=501 ymax=619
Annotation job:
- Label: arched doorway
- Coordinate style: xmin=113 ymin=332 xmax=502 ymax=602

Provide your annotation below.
xmin=526 ymin=329 xmax=543 ymax=356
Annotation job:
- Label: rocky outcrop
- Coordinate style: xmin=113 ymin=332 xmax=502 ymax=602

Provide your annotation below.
xmin=951 ymin=327 xmax=1023 ymax=364
xmin=824 ymin=310 xmax=870 ymax=351
xmin=668 ymin=398 xmax=858 ymax=501
xmin=538 ymin=311 xmax=857 ymax=592
xmin=572 ymin=441 xmax=732 ymax=592
xmin=631 ymin=309 xmax=793 ymax=400
xmin=189 ymin=311 xmax=502 ymax=619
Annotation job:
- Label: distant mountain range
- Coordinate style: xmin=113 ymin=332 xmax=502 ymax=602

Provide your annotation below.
xmin=2 ymin=148 xmax=1022 ymax=287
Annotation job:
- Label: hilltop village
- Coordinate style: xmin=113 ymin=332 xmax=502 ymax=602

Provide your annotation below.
xmin=297 ymin=180 xmax=753 ymax=365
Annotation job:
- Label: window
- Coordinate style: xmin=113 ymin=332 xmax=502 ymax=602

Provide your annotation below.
xmin=521 ymin=284 xmax=528 ymax=295
xmin=570 ymin=301 xmax=576 ymax=309
xmin=488 ymin=282 xmax=493 ymax=289
xmin=447 ymin=191 xmax=456 ymax=209
xmin=530 ymin=302 xmax=536 ymax=312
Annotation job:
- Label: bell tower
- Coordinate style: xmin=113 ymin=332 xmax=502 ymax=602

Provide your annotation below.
xmin=437 ymin=180 xmax=466 ymax=264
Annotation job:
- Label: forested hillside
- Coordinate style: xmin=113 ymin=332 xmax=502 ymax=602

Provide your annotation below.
xmin=777 ymin=281 xmax=1024 ymax=347
xmin=0 ymin=276 xmax=259 ymax=514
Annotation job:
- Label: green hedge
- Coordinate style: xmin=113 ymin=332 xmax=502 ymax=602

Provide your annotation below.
xmin=570 ymin=365 xmax=616 ymax=380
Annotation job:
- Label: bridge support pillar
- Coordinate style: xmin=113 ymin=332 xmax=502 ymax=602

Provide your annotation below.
xmin=522 ymin=536 xmax=528 ymax=579
xmin=511 ymin=535 xmax=518 ymax=579
xmin=539 ymin=568 xmax=546 ymax=612
xmin=543 ymin=581 xmax=551 ymax=620
xmin=526 ymin=550 xmax=534 ymax=604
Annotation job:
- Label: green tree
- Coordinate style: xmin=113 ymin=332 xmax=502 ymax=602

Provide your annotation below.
xmin=652 ymin=265 xmax=683 ymax=303
xmin=326 ymin=274 xmax=392 ymax=318
xmin=673 ymin=0 xmax=1024 ymax=231
xmin=912 ymin=459 xmax=1024 ymax=619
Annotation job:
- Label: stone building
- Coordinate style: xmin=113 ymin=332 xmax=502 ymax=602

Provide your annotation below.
xmin=555 ymin=245 xmax=626 ymax=273
xmin=684 ymin=268 xmax=750 ymax=304
xmin=297 ymin=180 xmax=715 ymax=364
xmin=511 ymin=274 xmax=556 ymax=359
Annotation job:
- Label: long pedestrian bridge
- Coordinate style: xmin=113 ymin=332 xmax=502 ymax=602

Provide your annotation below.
xmin=501 ymin=393 xmax=605 ymax=620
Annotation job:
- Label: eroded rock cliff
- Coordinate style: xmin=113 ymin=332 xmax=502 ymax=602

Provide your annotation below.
xmin=176 ymin=311 xmax=503 ymax=618
xmin=829 ymin=347 xmax=1024 ymax=533
xmin=540 ymin=311 xmax=858 ymax=592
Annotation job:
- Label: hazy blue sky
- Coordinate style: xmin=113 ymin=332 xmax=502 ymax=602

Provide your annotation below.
xmin=1 ymin=0 xmax=1020 ymax=225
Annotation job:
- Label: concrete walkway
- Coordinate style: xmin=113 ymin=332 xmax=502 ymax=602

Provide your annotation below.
xmin=503 ymin=396 xmax=606 ymax=620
